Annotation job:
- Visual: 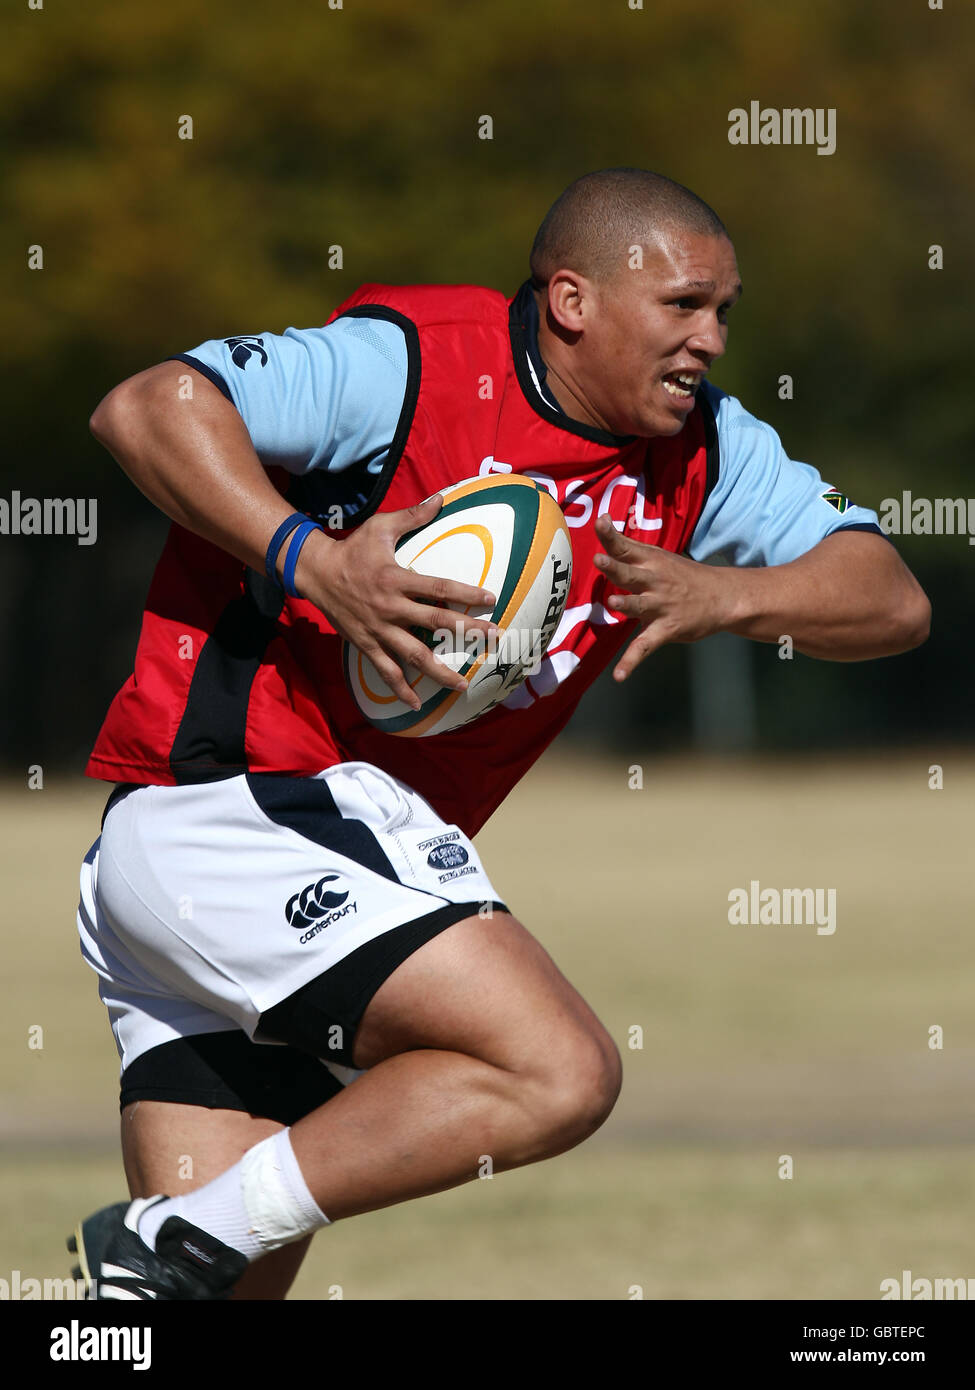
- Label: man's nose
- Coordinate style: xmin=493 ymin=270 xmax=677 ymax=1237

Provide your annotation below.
xmin=686 ymin=316 xmax=727 ymax=361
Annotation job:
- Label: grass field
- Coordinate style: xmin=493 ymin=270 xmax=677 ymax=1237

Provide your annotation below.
xmin=1 ymin=751 xmax=972 ymax=1300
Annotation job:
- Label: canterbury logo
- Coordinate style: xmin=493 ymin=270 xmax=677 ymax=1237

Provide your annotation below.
xmin=286 ymin=874 xmax=349 ymax=930
xmin=224 ymin=335 xmax=268 ymax=369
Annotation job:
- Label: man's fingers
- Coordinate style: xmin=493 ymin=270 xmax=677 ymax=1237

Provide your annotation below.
xmin=358 ymin=642 xmax=426 ymax=710
xmin=391 ymin=635 xmax=470 ymax=695
xmin=357 ymin=624 xmax=477 ymax=706
xmin=407 ymin=604 xmax=499 ymax=641
xmin=605 ymin=591 xmax=654 ymax=618
xmin=366 ymin=507 xmax=498 ymax=609
xmin=366 ymin=561 xmax=495 ymax=625
xmin=404 ymin=571 xmax=497 ymax=612
xmin=364 ymin=494 xmax=443 ymax=551
xmin=358 ymin=637 xmax=469 ymax=708
xmin=594 ymin=535 xmax=665 ymax=592
xmin=594 ymin=514 xmax=640 ymax=560
xmin=390 ymin=493 xmax=444 ymax=539
xmin=611 ymin=622 xmax=671 ymax=680
xmin=595 ymin=555 xmax=648 ymax=593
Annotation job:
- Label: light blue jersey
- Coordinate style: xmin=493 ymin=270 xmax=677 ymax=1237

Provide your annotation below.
xmin=687 ymin=384 xmax=882 ymax=566
xmin=171 ymin=316 xmax=409 ymax=479
xmin=173 ymin=314 xmax=882 ymax=566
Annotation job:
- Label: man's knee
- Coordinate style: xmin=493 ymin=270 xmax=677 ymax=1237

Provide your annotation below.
xmin=348 ymin=911 xmax=623 ymax=1159
xmin=517 ymin=1023 xmax=623 ymax=1160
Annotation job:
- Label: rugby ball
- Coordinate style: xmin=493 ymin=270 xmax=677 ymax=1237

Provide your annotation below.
xmin=343 ymin=474 xmax=572 ymax=736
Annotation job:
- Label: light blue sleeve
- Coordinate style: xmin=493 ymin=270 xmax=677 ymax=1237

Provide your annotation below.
xmin=687 ymin=384 xmax=884 ymax=566
xmin=171 ymin=316 xmax=409 ymax=476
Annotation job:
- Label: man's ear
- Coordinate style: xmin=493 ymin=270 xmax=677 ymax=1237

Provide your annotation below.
xmin=545 ymin=270 xmax=590 ymax=334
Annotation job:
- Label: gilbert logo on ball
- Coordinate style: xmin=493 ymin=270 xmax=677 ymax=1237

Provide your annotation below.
xmin=344 ymin=475 xmax=573 ymax=736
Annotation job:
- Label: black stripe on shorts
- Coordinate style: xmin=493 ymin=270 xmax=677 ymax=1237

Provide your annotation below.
xmin=245 ymin=770 xmax=401 ymax=883
xmin=257 ymin=900 xmax=509 ymax=1066
xmin=119 ymin=1031 xmax=345 ymax=1126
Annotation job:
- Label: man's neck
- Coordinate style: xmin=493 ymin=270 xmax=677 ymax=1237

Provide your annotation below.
xmin=530 ymin=286 xmax=606 ymax=432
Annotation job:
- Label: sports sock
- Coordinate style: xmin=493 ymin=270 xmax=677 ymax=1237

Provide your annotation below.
xmin=137 ymin=1128 xmax=329 ymax=1261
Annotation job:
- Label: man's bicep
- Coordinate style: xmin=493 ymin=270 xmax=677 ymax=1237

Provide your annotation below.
xmin=688 ymin=389 xmax=883 ymax=568
xmin=168 ymin=318 xmax=409 ymax=477
xmin=90 ymin=360 xmax=243 ymax=457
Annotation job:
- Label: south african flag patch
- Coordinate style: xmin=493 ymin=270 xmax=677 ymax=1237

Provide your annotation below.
xmin=822 ymin=490 xmax=850 ymax=513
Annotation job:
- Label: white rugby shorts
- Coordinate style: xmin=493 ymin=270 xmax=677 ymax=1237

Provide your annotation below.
xmin=76 ymin=762 xmax=504 ymax=1073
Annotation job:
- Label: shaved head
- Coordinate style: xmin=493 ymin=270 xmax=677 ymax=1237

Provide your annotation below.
xmin=528 ymin=172 xmax=741 ymax=438
xmin=529 ymin=168 xmax=728 ymax=287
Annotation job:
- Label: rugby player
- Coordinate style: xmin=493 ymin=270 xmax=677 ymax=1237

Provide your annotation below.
xmin=71 ymin=169 xmax=930 ymax=1300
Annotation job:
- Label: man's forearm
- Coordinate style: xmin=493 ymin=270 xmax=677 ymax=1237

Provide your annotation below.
xmin=721 ymin=530 xmax=931 ymax=660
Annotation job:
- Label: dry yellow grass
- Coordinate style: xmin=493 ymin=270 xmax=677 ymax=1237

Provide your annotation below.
xmin=1 ymin=752 xmax=972 ymax=1299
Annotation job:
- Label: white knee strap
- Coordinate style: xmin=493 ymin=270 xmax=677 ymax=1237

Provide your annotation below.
xmin=240 ymin=1130 xmax=329 ymax=1252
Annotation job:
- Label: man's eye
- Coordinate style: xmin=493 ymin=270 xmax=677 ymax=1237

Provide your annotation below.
xmin=669 ymin=298 xmax=732 ymax=324
xmin=672 ymin=299 xmax=730 ymax=321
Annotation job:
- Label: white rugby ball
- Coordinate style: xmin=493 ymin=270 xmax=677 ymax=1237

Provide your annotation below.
xmin=343 ymin=474 xmax=573 ymax=736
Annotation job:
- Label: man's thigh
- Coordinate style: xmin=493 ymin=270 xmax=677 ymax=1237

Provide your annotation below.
xmin=351 ymin=910 xmax=619 ymax=1071
xmin=121 ymin=1101 xmax=312 ymax=1301
xmin=259 ymin=908 xmax=619 ymax=1079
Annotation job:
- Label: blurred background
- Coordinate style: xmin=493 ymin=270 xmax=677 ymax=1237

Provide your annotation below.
xmin=2 ymin=0 xmax=973 ymax=1301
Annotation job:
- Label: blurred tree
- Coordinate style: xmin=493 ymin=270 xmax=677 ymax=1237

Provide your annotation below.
xmin=1 ymin=0 xmax=972 ymax=766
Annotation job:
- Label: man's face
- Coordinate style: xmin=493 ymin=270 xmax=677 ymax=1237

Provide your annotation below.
xmin=571 ymin=230 xmax=742 ymax=438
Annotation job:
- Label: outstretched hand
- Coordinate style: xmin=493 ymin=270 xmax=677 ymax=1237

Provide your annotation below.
xmin=593 ymin=514 xmax=733 ymax=680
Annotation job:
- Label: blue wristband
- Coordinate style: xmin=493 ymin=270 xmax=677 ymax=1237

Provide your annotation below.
xmin=265 ymin=512 xmax=308 ymax=585
xmin=282 ymin=519 xmax=324 ymax=598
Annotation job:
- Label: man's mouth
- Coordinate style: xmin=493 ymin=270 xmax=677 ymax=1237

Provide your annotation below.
xmin=661 ymin=370 xmax=704 ymax=400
